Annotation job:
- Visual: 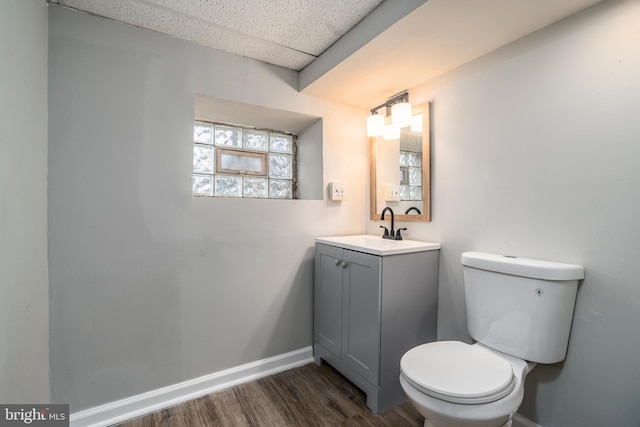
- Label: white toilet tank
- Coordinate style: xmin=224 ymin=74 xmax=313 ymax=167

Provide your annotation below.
xmin=462 ymin=251 xmax=584 ymax=364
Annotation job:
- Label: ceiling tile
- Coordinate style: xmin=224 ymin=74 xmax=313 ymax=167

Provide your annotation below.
xmin=147 ymin=0 xmax=383 ymax=56
xmin=57 ymin=0 xmax=383 ymax=70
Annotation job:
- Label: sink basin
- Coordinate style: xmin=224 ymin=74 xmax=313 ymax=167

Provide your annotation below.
xmin=315 ymin=235 xmax=440 ymax=256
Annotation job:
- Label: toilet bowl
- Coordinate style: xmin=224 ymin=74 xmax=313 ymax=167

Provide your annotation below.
xmin=400 ymin=341 xmax=535 ymax=427
xmin=399 ymin=251 xmax=583 ymax=427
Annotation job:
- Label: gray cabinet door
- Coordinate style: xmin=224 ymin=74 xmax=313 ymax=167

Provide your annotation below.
xmin=314 ymin=244 xmax=344 ymax=358
xmin=342 ymin=249 xmax=381 ymax=385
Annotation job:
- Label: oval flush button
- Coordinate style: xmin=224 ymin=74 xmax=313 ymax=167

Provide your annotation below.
xmin=535 ymin=288 xmax=544 ymax=296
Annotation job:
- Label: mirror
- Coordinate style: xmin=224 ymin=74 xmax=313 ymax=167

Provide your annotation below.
xmin=370 ymin=102 xmax=431 ymax=222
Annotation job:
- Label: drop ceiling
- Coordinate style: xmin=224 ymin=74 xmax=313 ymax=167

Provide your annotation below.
xmin=50 ymin=0 xmax=386 ymax=70
xmin=49 ymin=0 xmax=602 ymax=109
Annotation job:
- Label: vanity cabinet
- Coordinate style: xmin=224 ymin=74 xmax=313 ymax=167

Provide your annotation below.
xmin=314 ymin=237 xmax=440 ymax=414
xmin=315 ymin=244 xmax=382 ymax=385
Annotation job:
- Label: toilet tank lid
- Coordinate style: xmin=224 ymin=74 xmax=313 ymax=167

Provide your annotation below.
xmin=461 ymin=251 xmax=584 ymax=281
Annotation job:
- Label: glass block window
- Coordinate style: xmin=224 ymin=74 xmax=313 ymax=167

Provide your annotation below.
xmin=399 ymin=150 xmax=422 ymax=201
xmin=192 ymin=121 xmax=297 ymax=198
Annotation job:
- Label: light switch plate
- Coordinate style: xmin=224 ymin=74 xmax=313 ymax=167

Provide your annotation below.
xmin=385 ymin=184 xmax=400 ymax=201
xmin=329 ymin=182 xmax=345 ymax=200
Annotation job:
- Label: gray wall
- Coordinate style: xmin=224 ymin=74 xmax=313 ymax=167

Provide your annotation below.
xmin=0 ymin=0 xmax=50 ymax=403
xmin=367 ymin=0 xmax=640 ymax=425
xmin=48 ymin=7 xmax=368 ymax=410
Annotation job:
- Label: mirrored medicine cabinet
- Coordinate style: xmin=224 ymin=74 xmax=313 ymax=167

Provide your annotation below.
xmin=370 ymin=102 xmax=431 ymax=222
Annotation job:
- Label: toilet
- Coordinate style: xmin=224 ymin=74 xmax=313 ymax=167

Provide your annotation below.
xmin=400 ymin=251 xmax=584 ymax=427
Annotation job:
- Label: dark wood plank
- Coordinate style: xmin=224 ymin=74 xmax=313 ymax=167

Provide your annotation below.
xmin=112 ymin=363 xmax=424 ymax=427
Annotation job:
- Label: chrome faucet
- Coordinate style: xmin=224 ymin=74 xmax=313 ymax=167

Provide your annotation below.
xmin=381 ymin=207 xmax=404 ymax=240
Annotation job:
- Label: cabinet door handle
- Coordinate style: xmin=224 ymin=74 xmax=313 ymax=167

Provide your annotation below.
xmin=335 ymin=259 xmax=341 ymax=266
xmin=341 ymin=262 xmax=347 ymax=268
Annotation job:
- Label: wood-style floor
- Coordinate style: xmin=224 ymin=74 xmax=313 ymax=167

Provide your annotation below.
xmin=113 ymin=362 xmax=424 ymax=427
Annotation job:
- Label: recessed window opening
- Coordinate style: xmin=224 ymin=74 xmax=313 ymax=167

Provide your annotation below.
xmin=192 ymin=120 xmax=298 ymax=199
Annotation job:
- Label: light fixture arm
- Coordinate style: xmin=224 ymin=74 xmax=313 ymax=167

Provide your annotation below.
xmin=366 ymin=90 xmax=411 ymax=137
xmin=369 ymin=91 xmax=409 ymax=115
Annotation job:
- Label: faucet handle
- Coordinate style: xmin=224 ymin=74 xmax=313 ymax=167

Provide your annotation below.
xmin=379 ymin=225 xmax=389 ymax=236
xmin=396 ymin=228 xmax=407 ymax=240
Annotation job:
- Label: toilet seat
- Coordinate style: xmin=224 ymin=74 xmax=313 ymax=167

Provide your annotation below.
xmin=400 ymin=341 xmax=515 ymax=404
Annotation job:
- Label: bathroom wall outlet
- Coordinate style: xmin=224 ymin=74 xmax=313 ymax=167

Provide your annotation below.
xmin=385 ymin=184 xmax=400 ymax=202
xmin=329 ymin=182 xmax=345 ymax=201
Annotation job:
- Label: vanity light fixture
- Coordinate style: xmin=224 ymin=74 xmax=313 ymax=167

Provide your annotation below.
xmin=366 ymin=113 xmax=385 ymax=137
xmin=392 ymin=101 xmax=412 ymax=128
xmin=366 ymin=91 xmax=412 ymax=138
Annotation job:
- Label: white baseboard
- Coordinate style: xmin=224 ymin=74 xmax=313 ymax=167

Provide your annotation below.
xmin=513 ymin=413 xmax=542 ymax=427
xmin=70 ymin=346 xmax=314 ymax=427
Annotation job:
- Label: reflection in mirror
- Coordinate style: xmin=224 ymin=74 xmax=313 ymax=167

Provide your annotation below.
xmin=370 ymin=102 xmax=431 ymax=222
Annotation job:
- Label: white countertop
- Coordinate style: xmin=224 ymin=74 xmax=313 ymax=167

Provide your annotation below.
xmin=315 ymin=235 xmax=440 ymax=256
